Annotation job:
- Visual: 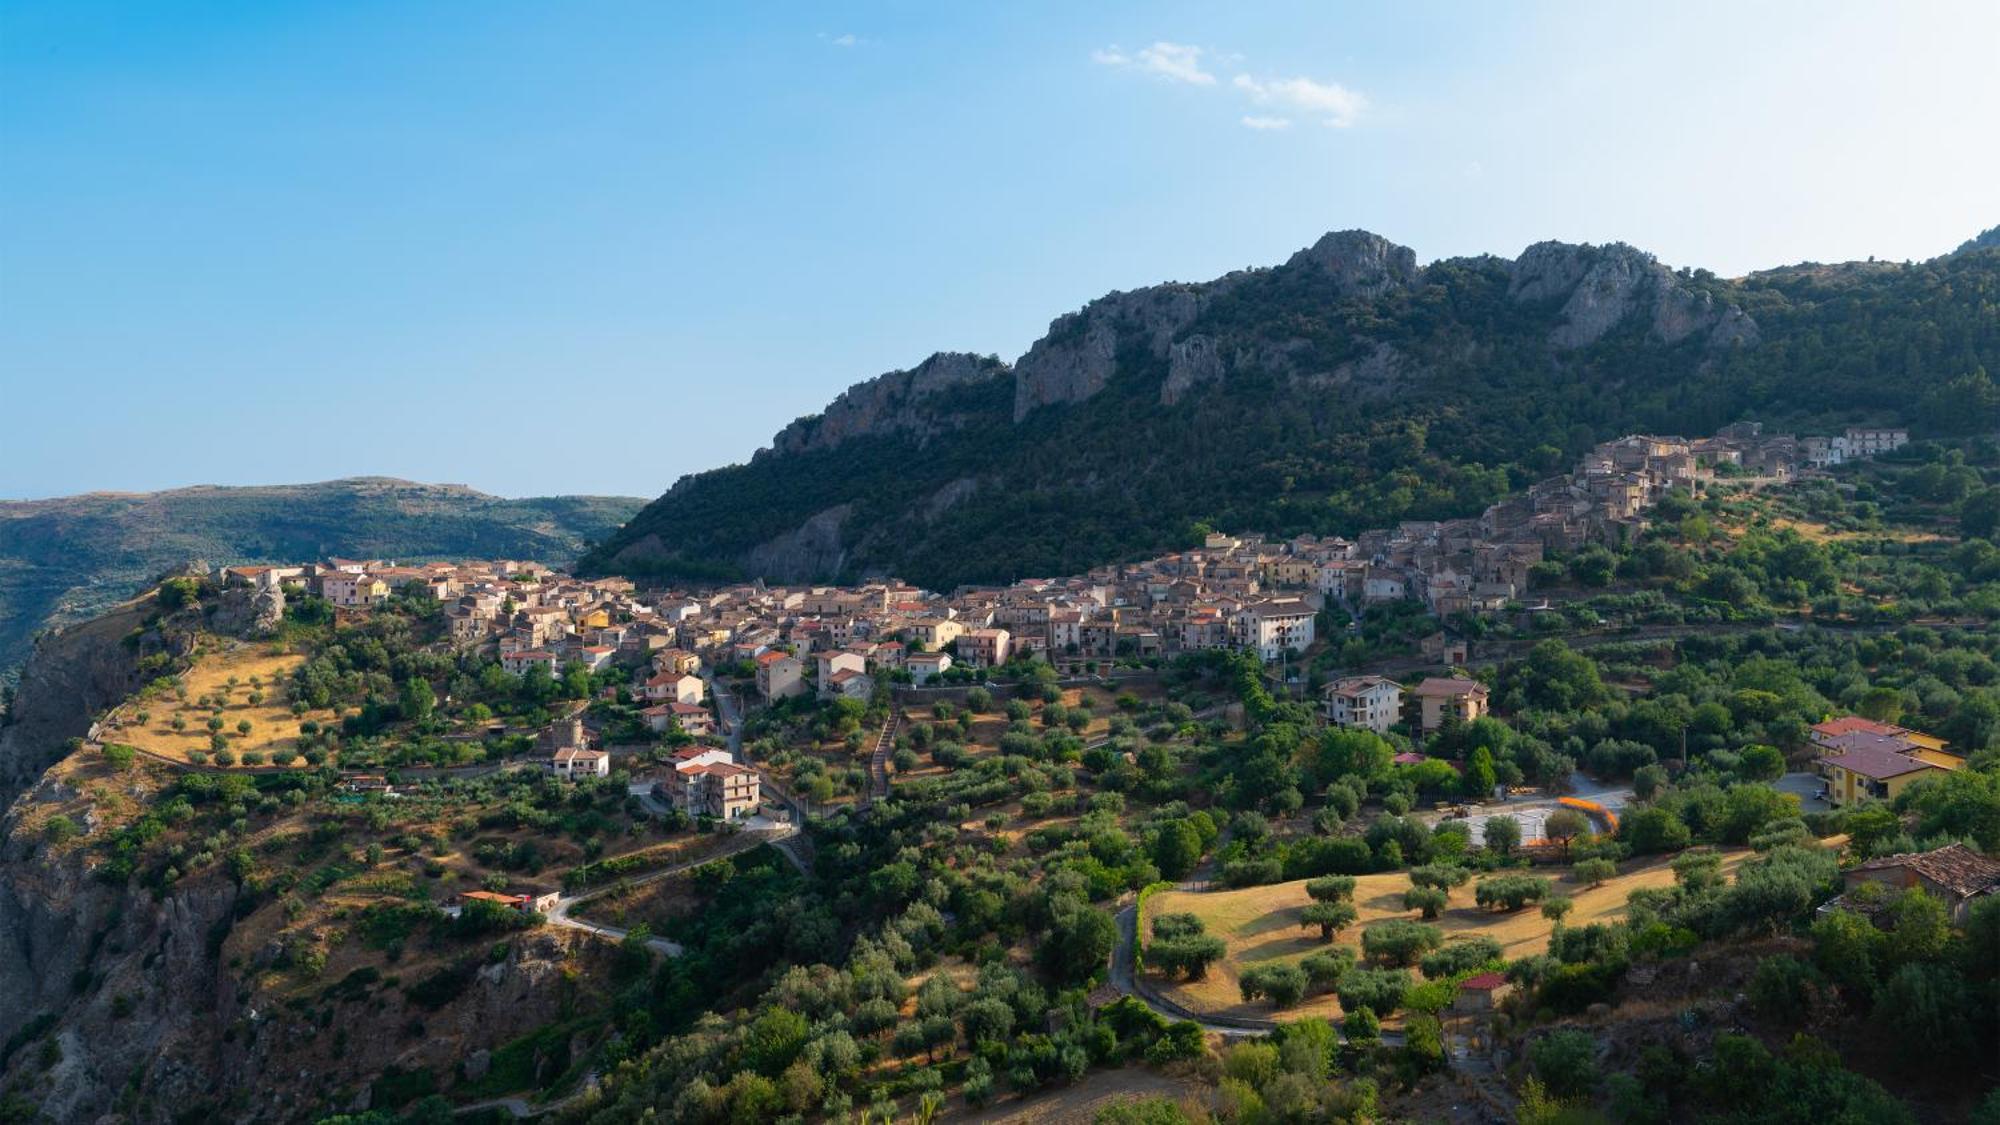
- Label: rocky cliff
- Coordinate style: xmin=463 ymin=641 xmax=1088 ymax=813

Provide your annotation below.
xmin=764 ymin=352 xmax=1010 ymax=457
xmin=582 ymin=224 xmax=1999 ymax=590
xmin=0 ymin=596 xmax=607 ymax=1122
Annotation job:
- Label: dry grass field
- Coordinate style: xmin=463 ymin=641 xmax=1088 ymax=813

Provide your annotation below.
xmin=103 ymin=642 xmax=340 ymax=767
xmin=1141 ymin=849 xmax=1753 ymax=1023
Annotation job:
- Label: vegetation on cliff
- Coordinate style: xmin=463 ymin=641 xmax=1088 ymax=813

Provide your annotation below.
xmin=585 ymin=233 xmax=1999 ymax=589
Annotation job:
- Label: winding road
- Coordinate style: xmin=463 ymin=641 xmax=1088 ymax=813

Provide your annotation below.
xmin=1108 ymin=893 xmax=1407 ymax=1047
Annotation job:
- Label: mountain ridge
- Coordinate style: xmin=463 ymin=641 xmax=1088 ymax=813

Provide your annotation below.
xmin=583 ymin=226 xmax=2000 ymax=589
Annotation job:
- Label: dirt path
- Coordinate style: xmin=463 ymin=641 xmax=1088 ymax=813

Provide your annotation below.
xmin=546 ymin=827 xmax=795 ymax=954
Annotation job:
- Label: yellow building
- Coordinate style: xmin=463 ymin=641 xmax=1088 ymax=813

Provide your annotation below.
xmin=1816 ymin=746 xmax=1945 ymax=807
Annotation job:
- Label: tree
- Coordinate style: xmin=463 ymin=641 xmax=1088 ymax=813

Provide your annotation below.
xmin=1874 ymin=962 xmax=1976 ymax=1068
xmin=1361 ymin=920 xmax=1443 ymax=967
xmin=1474 ymin=874 xmax=1552 ymax=911
xmin=1300 ymin=947 xmax=1355 ymax=992
xmin=1461 ymin=746 xmax=1498 ymax=798
xmin=1039 ymin=899 xmax=1116 ymax=986
xmin=157 ymin=577 xmax=201 ymax=610
xmin=1150 ymin=934 xmax=1226 ymax=981
xmin=1403 ymin=887 xmax=1448 ymax=919
xmin=100 ymin=743 xmax=136 ymax=771
xmin=1810 ymin=908 xmax=1884 ymax=1002
xmin=1671 ymin=849 xmax=1724 ymax=890
xmin=1543 ymin=809 xmax=1590 ymax=858
xmin=1483 ymin=815 xmax=1521 ymax=856
xmin=1621 ymin=806 xmax=1692 ymax=854
xmin=1239 ymin=963 xmax=1308 ymax=1008
xmin=400 ymin=677 xmax=436 ymax=723
xmin=1736 ymin=744 xmax=1785 ymax=783
xmin=1419 ymin=936 xmax=1501 ymax=980
xmin=1305 ymin=875 xmax=1357 ymax=902
xmin=1540 ymin=897 xmax=1574 ymax=927
xmin=1747 ymin=955 xmax=1819 ymax=1025
xmin=1342 ymin=1004 xmax=1381 ymax=1043
xmin=1884 ymin=887 xmax=1953 ymax=968
xmin=1152 ymin=820 xmax=1203 ymax=881
xmin=1408 ymin=864 xmax=1470 ymax=892
xmin=1300 ymin=901 xmax=1357 ymax=942
xmin=1529 ymin=1028 xmax=1600 ymax=1098
xmin=1572 ymin=859 xmax=1616 ymax=888
xmin=1335 ymin=968 xmax=1411 ymax=1016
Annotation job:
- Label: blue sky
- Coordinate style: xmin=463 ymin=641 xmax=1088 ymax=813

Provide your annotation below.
xmin=3 ymin=1 xmax=1996 ymax=500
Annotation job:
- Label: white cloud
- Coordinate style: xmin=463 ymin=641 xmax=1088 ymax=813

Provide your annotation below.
xmin=1094 ymin=41 xmax=1215 ymax=85
xmin=1232 ymin=73 xmax=1367 ymax=127
xmin=831 ymin=33 xmax=857 ymax=47
xmin=1240 ymin=115 xmax=1293 ymax=131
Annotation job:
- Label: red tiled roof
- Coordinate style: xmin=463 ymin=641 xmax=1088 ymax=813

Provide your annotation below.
xmin=1813 ymin=716 xmax=1908 ymax=739
xmin=1460 ymin=972 xmax=1507 ymax=990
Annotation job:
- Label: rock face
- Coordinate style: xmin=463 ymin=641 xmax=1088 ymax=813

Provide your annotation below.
xmin=1281 ymin=229 xmax=1421 ymax=297
xmin=743 ymin=503 xmax=855 ymax=582
xmin=1508 ymin=240 xmax=1760 ymax=351
xmin=0 ymin=601 xmax=146 ymax=807
xmin=765 ymin=352 xmax=1010 ymax=457
xmin=0 ymin=815 xmax=590 ymax=1123
xmin=581 ymin=225 xmax=1793 ymax=589
xmin=1012 ymin=282 xmax=1217 ymax=420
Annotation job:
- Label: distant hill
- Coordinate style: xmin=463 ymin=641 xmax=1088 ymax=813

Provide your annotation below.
xmin=0 ymin=478 xmax=642 ymax=683
xmin=583 ymin=227 xmax=2000 ymax=589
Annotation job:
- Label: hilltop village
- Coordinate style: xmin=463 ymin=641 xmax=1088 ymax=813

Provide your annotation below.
xmin=185 ymin=424 xmax=1916 ymax=805
xmin=222 ymin=422 xmax=1898 ymax=704
xmin=21 ymin=415 xmax=2000 ymax=1125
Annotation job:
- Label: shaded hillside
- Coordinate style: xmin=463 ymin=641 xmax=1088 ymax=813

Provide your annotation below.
xmin=0 ymin=478 xmax=641 ymax=684
xmin=583 ymin=229 xmax=2000 ymax=589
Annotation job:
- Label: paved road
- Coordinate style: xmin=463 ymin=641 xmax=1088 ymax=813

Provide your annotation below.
xmin=1776 ymin=770 xmax=1834 ymax=813
xmin=703 ymin=675 xmax=746 ymax=756
xmin=1107 ymin=899 xmax=1406 ymax=1047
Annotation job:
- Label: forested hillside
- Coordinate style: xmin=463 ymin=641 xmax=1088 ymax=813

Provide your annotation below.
xmin=584 ymin=231 xmax=2000 ymax=589
xmin=0 ymin=478 xmax=640 ymax=686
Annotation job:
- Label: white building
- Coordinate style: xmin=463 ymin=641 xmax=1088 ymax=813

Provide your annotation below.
xmin=1232 ymin=598 xmax=1316 ymax=662
xmin=1322 ymin=676 xmax=1403 ymax=734
xmin=548 ymin=747 xmax=610 ymax=779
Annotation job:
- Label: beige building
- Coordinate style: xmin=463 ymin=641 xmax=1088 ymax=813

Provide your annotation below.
xmin=657 ymin=755 xmax=761 ymax=820
xmin=1407 ymin=676 xmax=1490 ymax=734
xmin=957 ymin=628 xmax=1012 ymax=668
xmin=755 ymin=651 xmax=805 ymax=699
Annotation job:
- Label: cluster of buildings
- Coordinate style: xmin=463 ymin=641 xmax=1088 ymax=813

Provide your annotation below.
xmin=217 ymin=426 xmax=1903 ymax=715
xmin=1801 ymin=426 xmax=1910 ymax=469
xmin=1319 ymin=673 xmax=1491 ymax=737
xmin=1810 ymin=715 xmax=1962 ymax=806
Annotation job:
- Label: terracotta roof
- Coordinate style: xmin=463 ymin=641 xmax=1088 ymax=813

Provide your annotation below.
xmin=1816 ymin=746 xmax=1940 ymax=781
xmin=1813 ymin=716 xmax=1909 ymax=739
xmin=1850 ymin=843 xmax=2000 ymax=898
xmin=1459 ymin=972 xmax=1508 ymax=990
